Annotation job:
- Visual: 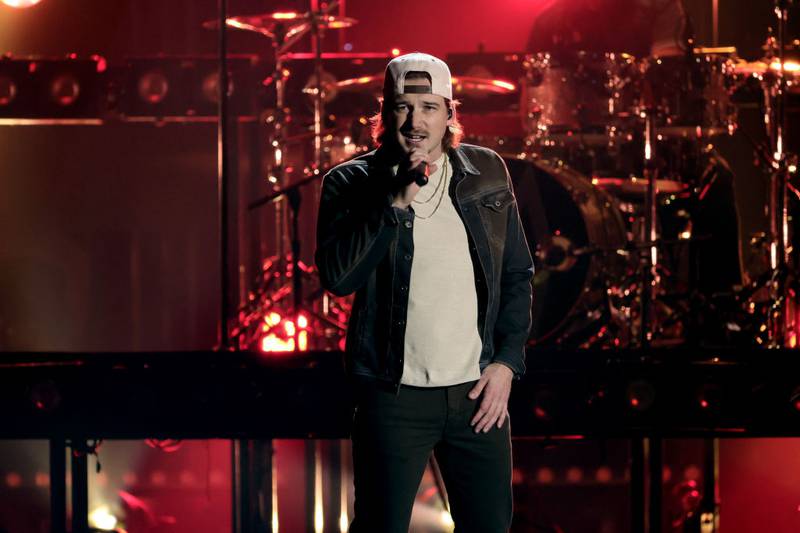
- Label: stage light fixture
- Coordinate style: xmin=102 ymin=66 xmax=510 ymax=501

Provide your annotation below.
xmin=29 ymin=379 xmax=61 ymax=412
xmin=0 ymin=75 xmax=17 ymax=105
xmin=626 ymin=380 xmax=656 ymax=412
xmin=49 ymin=73 xmax=80 ymax=106
xmin=88 ymin=505 xmax=118 ymax=531
xmin=0 ymin=56 xmax=104 ymax=119
xmin=531 ymin=387 xmax=556 ymax=421
xmin=789 ymin=385 xmax=800 ymax=412
xmin=696 ymin=384 xmax=722 ymax=412
xmin=200 ymin=71 xmax=234 ymax=104
xmin=137 ymin=70 xmax=169 ymax=104
xmin=1 ymin=0 xmax=44 ymax=8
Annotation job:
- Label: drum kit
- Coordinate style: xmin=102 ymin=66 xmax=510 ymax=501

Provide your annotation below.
xmin=215 ymin=2 xmax=800 ymax=351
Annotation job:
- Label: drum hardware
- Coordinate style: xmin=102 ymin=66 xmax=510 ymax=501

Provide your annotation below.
xmin=334 ymin=73 xmax=518 ymax=97
xmin=732 ymin=0 xmax=800 ymax=348
xmin=204 ymin=3 xmax=356 ymax=351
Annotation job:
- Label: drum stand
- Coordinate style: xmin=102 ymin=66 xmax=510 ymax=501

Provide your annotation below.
xmin=762 ymin=0 xmax=797 ymax=348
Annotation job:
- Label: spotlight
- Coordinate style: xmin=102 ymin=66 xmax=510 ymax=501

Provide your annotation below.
xmin=789 ymin=385 xmax=800 ymax=412
xmin=626 ymin=380 xmax=655 ymax=412
xmin=531 ymin=387 xmax=557 ymax=421
xmin=29 ymin=380 xmax=61 ymax=412
xmin=49 ymin=73 xmax=80 ymax=106
xmin=88 ymin=505 xmax=118 ymax=531
xmin=0 ymin=75 xmax=17 ymax=105
xmin=1 ymin=0 xmax=44 ymax=7
xmin=0 ymin=56 xmax=104 ymax=118
xmin=260 ymin=311 xmax=312 ymax=353
xmin=200 ymin=71 xmax=234 ymax=104
xmin=696 ymin=384 xmax=722 ymax=412
xmin=137 ymin=70 xmax=169 ymax=104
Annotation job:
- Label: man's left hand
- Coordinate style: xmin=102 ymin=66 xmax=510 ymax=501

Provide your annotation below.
xmin=468 ymin=363 xmax=514 ymax=433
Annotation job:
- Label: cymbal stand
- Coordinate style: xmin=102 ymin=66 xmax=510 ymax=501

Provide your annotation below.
xmin=310 ymin=1 xmax=335 ymax=177
xmin=264 ymin=24 xmax=292 ymax=277
xmin=639 ymin=103 xmax=659 ymax=350
xmin=762 ymin=0 xmax=796 ymax=347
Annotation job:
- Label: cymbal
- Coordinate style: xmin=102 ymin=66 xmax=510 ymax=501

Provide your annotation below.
xmin=336 ymin=74 xmax=517 ymax=95
xmin=732 ymin=59 xmax=800 ymax=76
xmin=761 ymin=39 xmax=800 ymax=51
xmin=692 ymin=46 xmax=737 ymax=56
xmin=592 ymin=176 xmax=687 ymax=197
xmin=202 ymin=12 xmax=357 ymax=39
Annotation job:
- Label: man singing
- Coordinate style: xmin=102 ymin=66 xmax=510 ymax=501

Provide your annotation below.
xmin=315 ymin=52 xmax=534 ymax=533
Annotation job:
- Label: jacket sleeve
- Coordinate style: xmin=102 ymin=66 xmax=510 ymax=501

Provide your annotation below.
xmin=490 ymin=157 xmax=534 ymax=378
xmin=314 ymin=162 xmax=407 ymax=297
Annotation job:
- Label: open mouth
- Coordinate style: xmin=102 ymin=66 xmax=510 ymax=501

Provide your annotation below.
xmin=403 ymin=133 xmax=427 ymax=142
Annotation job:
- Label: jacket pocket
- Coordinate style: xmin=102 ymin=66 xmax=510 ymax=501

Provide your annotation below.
xmin=480 ymin=189 xmax=514 ymax=212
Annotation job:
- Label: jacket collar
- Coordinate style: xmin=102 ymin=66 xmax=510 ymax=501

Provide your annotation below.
xmin=449 ymin=145 xmax=479 ymax=176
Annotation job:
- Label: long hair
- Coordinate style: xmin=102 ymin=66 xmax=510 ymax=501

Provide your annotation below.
xmin=368 ymin=76 xmax=464 ymax=151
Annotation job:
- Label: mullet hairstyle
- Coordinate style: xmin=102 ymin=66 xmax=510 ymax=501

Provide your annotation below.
xmin=369 ymin=72 xmax=464 ymax=150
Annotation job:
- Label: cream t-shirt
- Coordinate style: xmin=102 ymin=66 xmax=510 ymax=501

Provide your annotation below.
xmin=400 ymin=153 xmax=483 ymax=387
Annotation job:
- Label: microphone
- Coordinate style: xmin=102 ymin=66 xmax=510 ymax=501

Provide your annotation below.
xmin=410 ymin=162 xmax=429 ymax=187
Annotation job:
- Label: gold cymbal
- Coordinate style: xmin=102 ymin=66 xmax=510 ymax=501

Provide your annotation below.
xmin=591 ymin=176 xmax=687 ymax=197
xmin=336 ymin=74 xmax=517 ymax=95
xmin=732 ymin=59 xmax=800 ymax=76
xmin=202 ymin=12 xmax=357 ymax=39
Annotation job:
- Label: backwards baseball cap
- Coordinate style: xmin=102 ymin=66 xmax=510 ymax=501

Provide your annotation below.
xmin=385 ymin=52 xmax=453 ymax=100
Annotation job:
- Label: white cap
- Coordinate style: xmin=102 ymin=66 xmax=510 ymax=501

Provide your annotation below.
xmin=385 ymin=52 xmax=453 ymax=100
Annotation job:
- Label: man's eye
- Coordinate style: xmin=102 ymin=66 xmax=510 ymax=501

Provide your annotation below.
xmin=395 ymin=105 xmax=408 ymax=112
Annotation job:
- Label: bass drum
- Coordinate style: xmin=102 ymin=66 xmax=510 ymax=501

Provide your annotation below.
xmin=505 ymin=158 xmax=630 ymax=346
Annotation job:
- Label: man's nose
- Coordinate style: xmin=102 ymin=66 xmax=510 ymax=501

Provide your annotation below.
xmin=410 ymin=110 xmax=425 ymax=129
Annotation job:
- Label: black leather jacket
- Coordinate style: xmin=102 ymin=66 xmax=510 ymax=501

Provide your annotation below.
xmin=315 ymin=143 xmax=533 ymax=387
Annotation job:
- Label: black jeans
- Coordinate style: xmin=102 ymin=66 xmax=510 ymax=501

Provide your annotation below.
xmin=349 ymin=378 xmax=513 ymax=533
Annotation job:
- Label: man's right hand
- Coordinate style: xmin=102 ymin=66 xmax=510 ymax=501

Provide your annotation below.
xmin=392 ymin=148 xmax=438 ymax=209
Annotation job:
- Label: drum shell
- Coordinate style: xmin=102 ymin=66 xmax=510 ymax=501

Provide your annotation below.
xmin=506 ymin=158 xmax=629 ymax=344
xmin=641 ymin=54 xmax=737 ymax=136
xmin=521 ymin=51 xmax=639 ymax=138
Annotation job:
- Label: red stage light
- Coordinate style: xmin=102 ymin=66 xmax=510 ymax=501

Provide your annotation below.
xmin=137 ymin=71 xmax=169 ymax=104
xmin=0 ymin=76 xmax=17 ymax=106
xmin=1 ymin=0 xmax=44 ymax=7
xmin=595 ymin=466 xmax=613 ymax=483
xmin=49 ymin=74 xmax=80 ymax=106
xmin=5 ymin=472 xmax=21 ymax=487
xmin=626 ymin=380 xmax=655 ymax=411
xmin=260 ymin=312 xmax=312 ymax=353
xmin=201 ymin=72 xmax=234 ymax=104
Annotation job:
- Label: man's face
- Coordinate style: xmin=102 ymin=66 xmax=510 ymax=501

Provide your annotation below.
xmin=389 ymin=77 xmax=451 ymax=161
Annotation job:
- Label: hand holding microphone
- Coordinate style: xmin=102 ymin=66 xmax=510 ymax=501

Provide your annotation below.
xmin=392 ymin=147 xmax=438 ymax=209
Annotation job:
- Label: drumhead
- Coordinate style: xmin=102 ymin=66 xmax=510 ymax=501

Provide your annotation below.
xmin=505 ymin=158 xmax=629 ymax=345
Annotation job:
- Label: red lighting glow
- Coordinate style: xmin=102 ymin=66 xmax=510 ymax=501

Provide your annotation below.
xmin=491 ymin=79 xmax=516 ymax=91
xmin=260 ymin=312 xmax=311 ymax=353
xmin=0 ymin=76 xmax=17 ymax=106
xmin=5 ymin=472 xmax=21 ymax=488
xmin=50 ymin=74 xmax=80 ymax=106
xmin=138 ymin=71 xmax=169 ymax=104
xmin=1 ymin=0 xmax=44 ymax=7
